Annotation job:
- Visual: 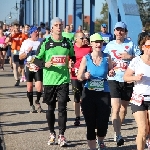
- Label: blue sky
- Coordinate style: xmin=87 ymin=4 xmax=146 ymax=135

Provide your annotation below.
xmin=0 ymin=0 xmax=105 ymax=24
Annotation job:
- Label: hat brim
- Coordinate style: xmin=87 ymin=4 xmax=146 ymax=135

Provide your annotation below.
xmin=91 ymin=40 xmax=104 ymax=43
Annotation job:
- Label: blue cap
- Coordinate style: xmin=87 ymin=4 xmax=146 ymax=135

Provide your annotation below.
xmin=29 ymin=26 xmax=38 ymax=34
xmin=114 ymin=22 xmax=127 ymax=29
xmin=101 ymin=24 xmax=107 ymax=28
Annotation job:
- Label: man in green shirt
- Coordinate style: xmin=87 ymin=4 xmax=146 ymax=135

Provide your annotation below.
xmin=33 ymin=17 xmax=76 ymax=147
xmin=62 ymin=25 xmax=74 ymax=42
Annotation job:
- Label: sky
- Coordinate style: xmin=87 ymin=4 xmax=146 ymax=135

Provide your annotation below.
xmin=0 ymin=0 xmax=105 ymax=24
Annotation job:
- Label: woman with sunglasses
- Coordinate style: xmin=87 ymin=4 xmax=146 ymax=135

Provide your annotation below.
xmin=123 ymin=36 xmax=150 ymax=150
xmin=70 ymin=31 xmax=92 ymax=126
xmin=77 ymin=33 xmax=114 ymax=150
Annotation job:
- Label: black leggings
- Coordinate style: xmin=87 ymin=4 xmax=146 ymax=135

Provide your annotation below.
xmin=45 ymin=84 xmax=69 ymax=135
xmin=81 ymin=88 xmax=111 ymax=140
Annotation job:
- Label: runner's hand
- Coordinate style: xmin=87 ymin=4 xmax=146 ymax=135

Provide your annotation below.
xmin=84 ymin=71 xmax=90 ymax=79
xmin=27 ymin=47 xmax=33 ymax=53
xmin=134 ymin=73 xmax=144 ymax=81
xmin=69 ymin=59 xmax=74 ymax=68
xmin=45 ymin=61 xmax=53 ymax=68
xmin=108 ymin=69 xmax=115 ymax=77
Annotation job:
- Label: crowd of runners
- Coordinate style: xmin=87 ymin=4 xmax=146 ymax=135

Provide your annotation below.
xmin=1 ymin=17 xmax=150 ymax=150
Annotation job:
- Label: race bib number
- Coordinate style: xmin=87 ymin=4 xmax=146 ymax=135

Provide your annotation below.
xmin=29 ymin=63 xmax=39 ymax=72
xmin=51 ymin=55 xmax=66 ymax=66
xmin=130 ymin=92 xmax=144 ymax=106
xmin=13 ymin=50 xmax=19 ymax=55
xmin=102 ymin=37 xmax=109 ymax=43
xmin=113 ymin=60 xmax=128 ymax=72
xmin=87 ymin=79 xmax=104 ymax=91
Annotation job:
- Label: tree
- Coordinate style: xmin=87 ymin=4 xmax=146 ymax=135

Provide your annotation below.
xmin=94 ymin=0 xmax=108 ymax=32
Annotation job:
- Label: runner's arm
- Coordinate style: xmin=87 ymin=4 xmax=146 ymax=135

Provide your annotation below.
xmin=77 ymin=56 xmax=86 ymax=81
xmin=108 ymin=55 xmax=113 ymax=71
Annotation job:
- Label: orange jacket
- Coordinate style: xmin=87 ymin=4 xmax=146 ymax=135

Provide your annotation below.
xmin=11 ymin=33 xmax=28 ymax=51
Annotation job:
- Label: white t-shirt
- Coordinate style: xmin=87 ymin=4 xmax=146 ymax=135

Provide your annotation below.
xmin=19 ymin=38 xmax=40 ymax=56
xmin=128 ymin=56 xmax=150 ymax=95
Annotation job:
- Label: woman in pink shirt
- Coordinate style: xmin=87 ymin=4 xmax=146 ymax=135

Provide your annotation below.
xmin=0 ymin=28 xmax=7 ymax=70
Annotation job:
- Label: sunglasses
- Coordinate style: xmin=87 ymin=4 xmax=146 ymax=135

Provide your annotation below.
xmin=145 ymin=45 xmax=150 ymax=48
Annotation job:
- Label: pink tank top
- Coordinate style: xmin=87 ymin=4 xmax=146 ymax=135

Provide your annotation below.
xmin=0 ymin=36 xmax=6 ymax=44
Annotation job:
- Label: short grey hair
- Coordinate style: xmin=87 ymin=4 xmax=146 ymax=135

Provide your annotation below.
xmin=50 ymin=17 xmax=62 ymax=29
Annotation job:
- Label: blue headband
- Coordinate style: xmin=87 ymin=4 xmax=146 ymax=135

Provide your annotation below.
xmin=29 ymin=26 xmax=38 ymax=34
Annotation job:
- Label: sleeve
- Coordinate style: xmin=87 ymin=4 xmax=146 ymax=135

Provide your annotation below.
xmin=110 ymin=33 xmax=113 ymax=41
xmin=103 ymin=44 xmax=110 ymax=54
xmin=131 ymin=42 xmax=141 ymax=56
xmin=128 ymin=57 xmax=137 ymax=72
xmin=68 ymin=41 xmax=76 ymax=63
xmin=33 ymin=39 xmax=47 ymax=68
xmin=19 ymin=40 xmax=26 ymax=55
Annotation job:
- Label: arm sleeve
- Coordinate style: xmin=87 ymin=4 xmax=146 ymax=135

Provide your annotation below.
xmin=33 ymin=39 xmax=47 ymax=68
xmin=19 ymin=40 xmax=26 ymax=55
xmin=128 ymin=57 xmax=137 ymax=72
xmin=131 ymin=43 xmax=141 ymax=56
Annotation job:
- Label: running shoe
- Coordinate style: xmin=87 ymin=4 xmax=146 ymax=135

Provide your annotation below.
xmin=47 ymin=133 xmax=56 ymax=145
xmin=74 ymin=117 xmax=80 ymax=126
xmin=14 ymin=80 xmax=20 ymax=86
xmin=30 ymin=105 xmax=35 ymax=113
xmin=58 ymin=135 xmax=68 ymax=147
xmin=116 ymin=135 xmax=124 ymax=147
xmin=20 ymin=76 xmax=24 ymax=82
xmin=36 ymin=103 xmax=43 ymax=113
xmin=97 ymin=141 xmax=107 ymax=150
xmin=146 ymin=139 xmax=150 ymax=149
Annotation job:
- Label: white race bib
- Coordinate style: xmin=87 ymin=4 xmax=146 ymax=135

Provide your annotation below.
xmin=87 ymin=79 xmax=104 ymax=91
xmin=51 ymin=55 xmax=66 ymax=66
xmin=130 ymin=92 xmax=144 ymax=106
xmin=13 ymin=50 xmax=19 ymax=55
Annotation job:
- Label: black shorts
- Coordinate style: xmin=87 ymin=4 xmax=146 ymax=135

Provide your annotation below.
xmin=11 ymin=53 xmax=24 ymax=65
xmin=108 ymin=80 xmax=134 ymax=101
xmin=0 ymin=47 xmax=7 ymax=51
xmin=26 ymin=67 xmax=43 ymax=82
xmin=131 ymin=101 xmax=150 ymax=113
xmin=43 ymin=83 xmax=70 ymax=105
xmin=71 ymin=79 xmax=83 ymax=103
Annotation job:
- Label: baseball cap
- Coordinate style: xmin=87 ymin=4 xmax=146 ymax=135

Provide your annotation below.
xmin=101 ymin=24 xmax=107 ymax=28
xmin=50 ymin=17 xmax=62 ymax=29
xmin=90 ymin=33 xmax=104 ymax=42
xmin=29 ymin=26 xmax=38 ymax=34
xmin=114 ymin=21 xmax=127 ymax=29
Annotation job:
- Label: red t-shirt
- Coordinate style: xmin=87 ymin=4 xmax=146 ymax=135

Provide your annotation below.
xmin=71 ymin=44 xmax=92 ymax=79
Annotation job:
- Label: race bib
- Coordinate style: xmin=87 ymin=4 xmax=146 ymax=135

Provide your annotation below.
xmin=130 ymin=92 xmax=144 ymax=106
xmin=113 ymin=60 xmax=128 ymax=72
xmin=87 ymin=79 xmax=104 ymax=91
xmin=102 ymin=37 xmax=109 ymax=43
xmin=51 ymin=55 xmax=66 ymax=66
xmin=13 ymin=50 xmax=19 ymax=55
xmin=29 ymin=63 xmax=39 ymax=72
xmin=0 ymin=44 xmax=4 ymax=48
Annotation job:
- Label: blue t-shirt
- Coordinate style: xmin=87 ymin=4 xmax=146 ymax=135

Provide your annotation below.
xmin=99 ymin=32 xmax=113 ymax=51
xmin=104 ymin=39 xmax=141 ymax=82
xmin=84 ymin=53 xmax=109 ymax=92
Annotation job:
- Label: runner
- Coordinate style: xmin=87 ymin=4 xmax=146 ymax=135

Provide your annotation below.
xmin=62 ymin=25 xmax=74 ymax=42
xmin=19 ymin=26 xmax=43 ymax=113
xmin=70 ymin=32 xmax=91 ymax=126
xmin=8 ymin=23 xmax=28 ymax=86
xmin=123 ymin=35 xmax=150 ymax=150
xmin=33 ymin=17 xmax=75 ymax=147
xmin=0 ymin=28 xmax=7 ymax=70
xmin=77 ymin=33 xmax=114 ymax=150
xmin=104 ymin=21 xmax=141 ymax=146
